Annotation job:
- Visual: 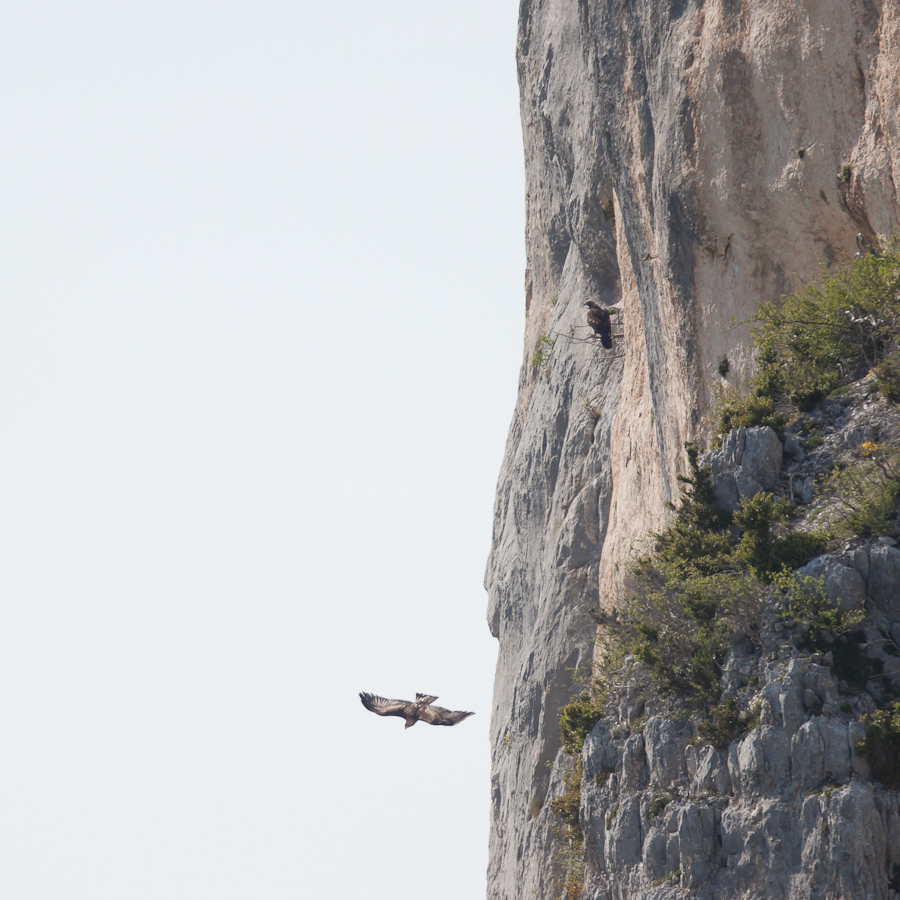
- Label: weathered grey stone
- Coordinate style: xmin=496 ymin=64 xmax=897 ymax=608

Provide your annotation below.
xmin=799 ymin=476 xmax=816 ymax=504
xmin=783 ymin=435 xmax=804 ymax=460
xmin=798 ymin=554 xmax=867 ymax=612
xmin=677 ymin=804 xmax=717 ymax=888
xmin=730 ymin=727 xmax=792 ymax=799
xmin=578 ymin=643 xmax=900 ymax=899
xmin=703 ymin=426 xmax=783 ymax=511
xmin=684 ymin=744 xmax=731 ymax=796
xmin=553 ymin=480 xmax=601 ymax=569
xmin=584 ymin=721 xmax=618 ymax=776
xmin=607 ymin=797 xmax=642 ymax=866
xmin=848 ymin=544 xmax=872 ymax=582
xmin=643 ymin=718 xmax=687 ymax=788
xmin=801 ymin=667 xmax=839 ymax=708
xmin=762 ymin=658 xmax=809 ymax=734
xmin=790 ymin=717 xmax=852 ymax=792
xmin=618 ymin=733 xmax=646 ymax=792
xmin=641 ymin=830 xmax=667 ymax=879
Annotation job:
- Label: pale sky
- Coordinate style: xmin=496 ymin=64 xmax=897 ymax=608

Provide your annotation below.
xmin=0 ymin=2 xmax=524 ymax=898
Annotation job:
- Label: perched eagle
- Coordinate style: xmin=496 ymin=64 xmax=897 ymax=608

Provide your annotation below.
xmin=359 ymin=691 xmax=474 ymax=729
xmin=584 ymin=301 xmax=615 ymax=349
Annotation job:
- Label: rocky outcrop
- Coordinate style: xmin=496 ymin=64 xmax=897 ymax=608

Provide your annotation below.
xmin=581 ymin=661 xmax=900 ymax=900
xmin=703 ymin=426 xmax=783 ymax=511
xmin=486 ymin=1 xmax=900 ymax=897
xmin=579 ymin=530 xmax=900 ymax=900
xmin=571 ymin=391 xmax=900 ymax=897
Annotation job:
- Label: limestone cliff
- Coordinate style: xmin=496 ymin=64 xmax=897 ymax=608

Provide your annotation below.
xmin=579 ymin=396 xmax=900 ymax=899
xmin=486 ymin=2 xmax=900 ymax=898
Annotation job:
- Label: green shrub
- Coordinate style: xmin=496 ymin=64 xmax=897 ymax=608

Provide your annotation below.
xmin=856 ymin=702 xmax=900 ymax=789
xmin=713 ymin=390 xmax=786 ymax=446
xmin=651 ymin=443 xmax=733 ymax=575
xmin=547 ymin=761 xmax=586 ymax=900
xmin=715 ymin=238 xmax=900 ymax=437
xmin=875 ymin=353 xmax=900 ymax=401
xmin=599 ymin=445 xmax=840 ymax=705
xmin=694 ymin=696 xmax=761 ymax=749
xmin=616 ymin=568 xmax=764 ymax=701
xmin=599 ymin=445 xmax=768 ymax=702
xmin=647 ymin=792 xmax=672 ymax=819
xmin=561 ymin=859 xmax=585 ymax=900
xmin=823 ymin=442 xmax=900 ymax=538
xmin=775 ymin=572 xmax=865 ymax=648
xmin=774 ymin=529 xmax=831 ymax=570
xmin=559 ymin=685 xmax=605 ymax=755
xmin=846 ymin=480 xmax=900 ymax=537
xmin=531 ymin=335 xmax=555 ymax=381
xmin=733 ymin=493 xmax=828 ymax=581
xmin=651 ymin=871 xmax=681 ymax=888
xmin=548 ymin=762 xmax=582 ymax=832
xmin=696 ymin=697 xmax=742 ymax=749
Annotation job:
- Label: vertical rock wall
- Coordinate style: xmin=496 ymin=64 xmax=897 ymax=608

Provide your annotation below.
xmin=486 ymin=1 xmax=900 ymax=897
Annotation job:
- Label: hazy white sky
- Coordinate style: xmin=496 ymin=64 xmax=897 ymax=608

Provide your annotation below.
xmin=1 ymin=2 xmax=524 ymax=898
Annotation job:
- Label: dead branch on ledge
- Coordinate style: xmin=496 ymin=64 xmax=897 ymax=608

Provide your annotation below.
xmin=549 ymin=328 xmax=625 ymax=359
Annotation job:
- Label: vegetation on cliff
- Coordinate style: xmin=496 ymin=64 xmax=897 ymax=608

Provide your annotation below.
xmin=558 ymin=682 xmax=606 ymax=756
xmin=591 ymin=446 xmax=829 ymax=707
xmin=546 ymin=243 xmax=900 ymax=899
xmin=715 ymin=237 xmax=900 ymax=438
xmin=856 ymin=701 xmax=900 ymax=789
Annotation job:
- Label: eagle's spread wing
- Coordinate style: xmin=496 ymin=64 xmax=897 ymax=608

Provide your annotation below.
xmin=359 ymin=692 xmax=414 ymax=718
xmin=418 ymin=704 xmax=475 ymax=727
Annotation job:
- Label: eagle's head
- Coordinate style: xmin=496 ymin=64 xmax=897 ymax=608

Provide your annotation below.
xmin=404 ymin=719 xmax=417 ymax=729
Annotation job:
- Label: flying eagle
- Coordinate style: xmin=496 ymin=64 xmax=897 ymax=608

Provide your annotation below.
xmin=584 ymin=301 xmax=615 ymax=349
xmin=359 ymin=691 xmax=474 ymax=729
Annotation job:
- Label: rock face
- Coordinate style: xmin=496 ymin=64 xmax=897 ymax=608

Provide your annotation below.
xmin=486 ymin=2 xmax=900 ymax=898
xmin=582 ymin=667 xmax=900 ymax=900
xmin=580 ymin=542 xmax=900 ymax=900
xmin=702 ymin=426 xmax=784 ymax=511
